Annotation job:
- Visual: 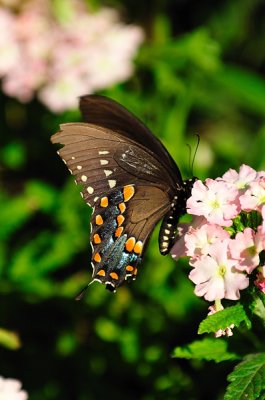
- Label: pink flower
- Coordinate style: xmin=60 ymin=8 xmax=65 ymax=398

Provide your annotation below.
xmin=185 ymin=223 xmax=229 ymax=259
xmin=262 ymin=206 xmax=265 ymax=234
xmin=3 ymin=57 xmax=47 ymax=102
xmin=189 ymin=240 xmax=249 ymax=301
xmin=220 ymin=164 xmax=257 ymax=190
xmin=170 ymin=216 xmax=206 ymax=259
xmin=38 ymin=73 xmax=88 ymax=113
xmin=230 ymin=227 xmax=265 ymax=273
xmin=186 ymin=179 xmax=239 ymax=226
xmin=0 ymin=1 xmax=144 ymax=112
xmin=240 ymin=178 xmax=265 ymax=212
xmin=170 ymin=224 xmax=189 ymax=259
xmin=0 ymin=9 xmax=19 ymax=76
xmin=0 ymin=376 xmax=28 ymax=400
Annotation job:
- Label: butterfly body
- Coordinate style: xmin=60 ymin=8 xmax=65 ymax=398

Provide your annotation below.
xmin=51 ymin=95 xmax=195 ymax=291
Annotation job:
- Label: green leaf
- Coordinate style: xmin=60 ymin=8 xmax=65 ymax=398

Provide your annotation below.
xmin=225 ymin=353 xmax=265 ymax=400
xmin=0 ymin=327 xmax=21 ymax=350
xmin=198 ymin=304 xmax=251 ymax=334
xmin=173 ymin=337 xmax=240 ymax=362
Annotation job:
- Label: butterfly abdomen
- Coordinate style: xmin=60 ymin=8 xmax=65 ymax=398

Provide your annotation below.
xmin=159 ymin=179 xmax=196 ymax=255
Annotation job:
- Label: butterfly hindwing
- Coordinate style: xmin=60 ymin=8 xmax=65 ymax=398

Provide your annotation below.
xmin=90 ymin=185 xmax=170 ymax=288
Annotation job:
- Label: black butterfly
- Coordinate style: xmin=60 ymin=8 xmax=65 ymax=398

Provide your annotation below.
xmin=51 ymin=95 xmax=195 ymax=292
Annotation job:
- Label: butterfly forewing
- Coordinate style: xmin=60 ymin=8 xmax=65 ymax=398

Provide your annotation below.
xmin=52 ymin=123 xmax=177 ymax=205
xmin=80 ymin=95 xmax=183 ymax=185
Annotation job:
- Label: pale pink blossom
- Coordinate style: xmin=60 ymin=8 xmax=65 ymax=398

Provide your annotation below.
xmin=0 ymin=1 xmax=144 ymax=112
xmin=257 ymin=171 xmax=265 ymax=179
xmin=0 ymin=376 xmax=28 ymax=400
xmin=240 ymin=178 xmax=265 ymax=212
xmin=185 ymin=223 xmax=229 ymax=259
xmin=38 ymin=73 xmax=88 ymax=113
xmin=170 ymin=216 xmax=206 ymax=259
xmin=170 ymin=224 xmax=189 ymax=259
xmin=220 ymin=164 xmax=257 ymax=190
xmin=0 ymin=9 xmax=19 ymax=76
xmin=3 ymin=57 xmax=47 ymax=102
xmin=189 ymin=240 xmax=249 ymax=301
xmin=262 ymin=206 xmax=265 ymax=234
xmin=230 ymin=227 xmax=265 ymax=273
xmin=187 ymin=179 xmax=239 ymax=226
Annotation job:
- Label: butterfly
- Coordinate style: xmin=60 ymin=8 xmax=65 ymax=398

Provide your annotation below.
xmin=51 ymin=95 xmax=196 ymax=292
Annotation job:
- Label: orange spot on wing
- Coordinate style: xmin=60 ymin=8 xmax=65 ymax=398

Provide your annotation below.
xmin=125 ymin=237 xmax=136 ymax=252
xmin=93 ymin=234 xmax=101 ymax=244
xmin=126 ymin=265 xmax=134 ymax=272
xmin=97 ymin=269 xmax=105 ymax=277
xmin=117 ymin=215 xmax=125 ymax=226
xmin=110 ymin=272 xmax=119 ymax=280
xmin=93 ymin=252 xmax=101 ymax=262
xmin=118 ymin=202 xmax=126 ymax=213
xmin=134 ymin=241 xmax=143 ymax=254
xmin=95 ymin=215 xmax=103 ymax=225
xmin=123 ymin=185 xmax=135 ymax=202
xmin=115 ymin=226 xmax=124 ymax=237
xmin=100 ymin=196 xmax=108 ymax=207
xmin=133 ymin=268 xmax=138 ymax=276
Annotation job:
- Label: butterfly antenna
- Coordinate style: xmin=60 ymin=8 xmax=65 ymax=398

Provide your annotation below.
xmin=186 ymin=143 xmax=192 ymax=176
xmin=75 ymin=280 xmax=94 ymax=301
xmin=191 ymin=134 xmax=200 ymax=176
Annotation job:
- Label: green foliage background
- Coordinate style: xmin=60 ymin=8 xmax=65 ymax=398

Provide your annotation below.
xmin=1 ymin=0 xmax=265 ymax=399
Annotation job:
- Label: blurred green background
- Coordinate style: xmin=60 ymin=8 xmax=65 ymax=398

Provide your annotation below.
xmin=1 ymin=0 xmax=265 ymax=399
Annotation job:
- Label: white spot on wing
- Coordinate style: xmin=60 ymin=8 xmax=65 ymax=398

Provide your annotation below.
xmin=87 ymin=186 xmax=94 ymax=194
xmin=77 ymin=165 xmax=82 ymax=170
xmin=104 ymin=170 xmax=113 ymax=177
xmin=81 ymin=175 xmax=87 ymax=182
xmin=100 ymin=160 xmax=109 ymax=166
xmin=71 ymin=156 xmax=75 ymax=160
xmin=99 ymin=151 xmax=109 ymax=155
xmin=108 ymin=180 xmax=116 ymax=188
xmin=94 ymin=196 xmax=99 ymax=202
xmin=165 ymin=229 xmax=170 ymax=234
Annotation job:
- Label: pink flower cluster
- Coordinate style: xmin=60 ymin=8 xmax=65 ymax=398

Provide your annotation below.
xmin=0 ymin=0 xmax=144 ymax=112
xmin=171 ymin=164 xmax=265 ymax=302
